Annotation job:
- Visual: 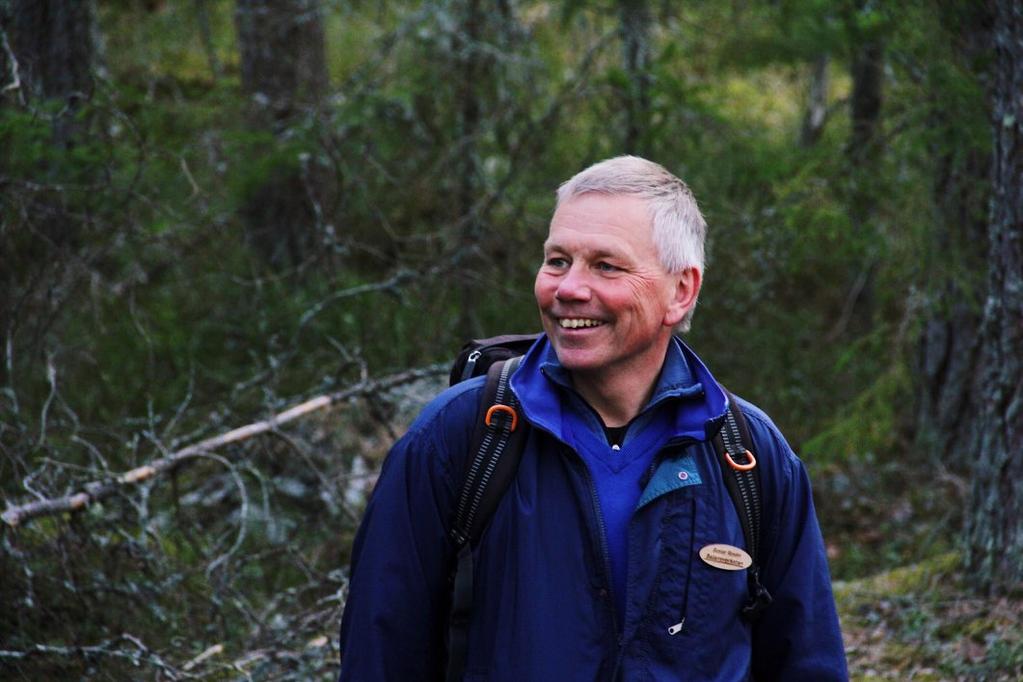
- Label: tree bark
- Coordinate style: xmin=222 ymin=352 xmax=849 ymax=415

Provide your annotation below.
xmin=799 ymin=53 xmax=829 ymax=148
xmin=914 ymin=3 xmax=992 ymax=468
xmin=235 ymin=0 xmax=326 ymax=124
xmin=2 ymin=0 xmax=94 ymax=141
xmin=2 ymin=0 xmax=93 ymax=104
xmin=195 ymin=0 xmax=222 ymax=80
xmin=848 ymin=39 xmax=883 ymax=166
xmin=619 ymin=0 xmax=652 ymax=156
xmin=234 ymin=0 xmax=329 ymax=268
xmin=0 ymin=0 xmax=95 ymax=389
xmin=455 ymin=0 xmax=484 ymax=339
xmin=965 ymin=0 xmax=1023 ymax=595
xmin=838 ymin=18 xmax=885 ymax=338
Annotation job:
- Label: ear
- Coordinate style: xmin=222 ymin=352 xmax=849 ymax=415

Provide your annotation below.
xmin=663 ymin=267 xmax=702 ymax=327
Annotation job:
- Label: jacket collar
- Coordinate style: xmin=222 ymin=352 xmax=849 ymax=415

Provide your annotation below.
xmin=509 ymin=335 xmax=728 ymax=445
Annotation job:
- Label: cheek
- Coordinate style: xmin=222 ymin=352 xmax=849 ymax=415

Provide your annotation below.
xmin=534 ymin=273 xmax=552 ymax=306
xmin=615 ymin=278 xmax=672 ymax=325
xmin=624 ymin=277 xmax=666 ymax=309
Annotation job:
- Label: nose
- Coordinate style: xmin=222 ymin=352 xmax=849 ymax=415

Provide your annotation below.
xmin=555 ymin=264 xmax=591 ymax=302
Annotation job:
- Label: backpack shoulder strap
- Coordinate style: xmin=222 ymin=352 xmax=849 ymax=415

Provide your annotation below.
xmin=713 ymin=388 xmax=773 ymax=622
xmin=446 ymin=356 xmax=528 ymax=682
xmin=449 ymin=355 xmax=528 ymax=545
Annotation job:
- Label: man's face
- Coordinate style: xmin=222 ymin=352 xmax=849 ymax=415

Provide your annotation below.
xmin=534 ymin=193 xmax=694 ymax=381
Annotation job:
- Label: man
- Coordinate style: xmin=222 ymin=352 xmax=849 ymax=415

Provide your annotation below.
xmin=339 ymin=156 xmax=848 ymax=680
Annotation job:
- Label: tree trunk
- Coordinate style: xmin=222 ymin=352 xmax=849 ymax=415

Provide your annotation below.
xmin=915 ymin=4 xmax=992 ymax=468
xmin=3 ymin=0 xmax=93 ymax=102
xmin=836 ymin=25 xmax=884 ymax=338
xmin=2 ymin=0 xmax=94 ymax=141
xmin=195 ymin=0 xmax=221 ymax=80
xmin=0 ymin=0 xmax=95 ymax=387
xmin=447 ymin=0 xmax=521 ymax=340
xmin=236 ymin=0 xmax=326 ymax=124
xmin=965 ymin=0 xmax=1023 ymax=595
xmin=848 ymin=39 xmax=883 ymax=166
xmin=619 ymin=0 xmax=652 ymax=156
xmin=799 ymin=53 xmax=829 ymax=148
xmin=234 ymin=0 xmax=328 ymax=268
xmin=455 ymin=0 xmax=484 ymax=339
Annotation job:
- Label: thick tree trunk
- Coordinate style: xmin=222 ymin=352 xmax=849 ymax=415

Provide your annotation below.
xmin=619 ymin=0 xmax=652 ymax=156
xmin=965 ymin=0 xmax=1023 ymax=595
xmin=3 ymin=0 xmax=93 ymax=102
xmin=234 ymin=0 xmax=328 ymax=267
xmin=915 ymin=5 xmax=992 ymax=467
xmin=916 ymin=297 xmax=982 ymax=464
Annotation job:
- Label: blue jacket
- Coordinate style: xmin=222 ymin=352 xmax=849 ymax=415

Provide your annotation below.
xmin=339 ymin=337 xmax=848 ymax=681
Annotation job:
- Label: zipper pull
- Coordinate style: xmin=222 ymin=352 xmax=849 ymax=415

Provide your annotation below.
xmin=667 ymin=619 xmax=686 ymax=636
xmin=460 ymin=350 xmax=483 ymax=382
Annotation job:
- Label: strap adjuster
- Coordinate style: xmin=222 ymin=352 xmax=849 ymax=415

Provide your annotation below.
xmin=724 ymin=448 xmax=757 ymax=472
xmin=484 ymin=404 xmax=518 ymax=432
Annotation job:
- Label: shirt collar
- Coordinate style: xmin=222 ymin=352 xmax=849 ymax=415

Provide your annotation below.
xmin=511 ymin=335 xmax=728 ymax=444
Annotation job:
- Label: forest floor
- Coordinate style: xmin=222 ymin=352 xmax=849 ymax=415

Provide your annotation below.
xmin=837 ymin=552 xmax=1023 ymax=681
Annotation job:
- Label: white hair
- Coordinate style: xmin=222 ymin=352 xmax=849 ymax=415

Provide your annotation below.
xmin=555 ymin=155 xmax=707 ymax=332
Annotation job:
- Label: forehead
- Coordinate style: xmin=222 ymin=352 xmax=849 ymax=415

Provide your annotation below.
xmin=544 ymin=193 xmax=656 ymax=254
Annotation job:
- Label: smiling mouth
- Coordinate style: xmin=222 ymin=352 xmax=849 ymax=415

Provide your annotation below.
xmin=558 ymin=318 xmax=606 ymax=329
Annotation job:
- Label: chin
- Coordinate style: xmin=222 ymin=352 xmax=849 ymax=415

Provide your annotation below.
xmin=548 ymin=344 xmax=605 ymax=372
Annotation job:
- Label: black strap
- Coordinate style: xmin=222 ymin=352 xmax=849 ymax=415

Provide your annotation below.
xmin=446 ymin=356 xmax=527 ymax=682
xmin=713 ymin=389 xmax=773 ymax=622
xmin=447 ymin=543 xmax=475 ymax=682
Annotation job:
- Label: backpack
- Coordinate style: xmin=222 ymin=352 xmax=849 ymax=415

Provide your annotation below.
xmin=444 ymin=334 xmax=773 ymax=682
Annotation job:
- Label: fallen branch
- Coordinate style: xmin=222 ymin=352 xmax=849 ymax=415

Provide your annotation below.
xmin=0 ymin=633 xmax=184 ymax=679
xmin=1 ymin=364 xmax=446 ymax=528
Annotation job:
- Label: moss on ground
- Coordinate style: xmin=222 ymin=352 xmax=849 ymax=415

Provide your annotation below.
xmin=837 ymin=552 xmax=1023 ymax=681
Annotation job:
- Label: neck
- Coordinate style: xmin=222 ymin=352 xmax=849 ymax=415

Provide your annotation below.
xmin=570 ymin=345 xmax=669 ymax=428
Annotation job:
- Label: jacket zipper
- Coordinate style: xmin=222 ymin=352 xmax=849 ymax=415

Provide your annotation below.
xmin=553 ymin=435 xmax=705 ymax=658
xmin=668 ymin=496 xmax=697 ymax=636
xmin=547 ymin=439 xmax=621 ymax=642
xmin=579 ymin=456 xmax=620 ymax=639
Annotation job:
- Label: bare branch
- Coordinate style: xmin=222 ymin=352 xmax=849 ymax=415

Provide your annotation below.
xmin=0 ymin=633 xmax=186 ymax=679
xmin=199 ymin=452 xmax=250 ymax=576
xmin=2 ymin=364 xmax=446 ymax=528
xmin=0 ymin=27 xmax=25 ymax=105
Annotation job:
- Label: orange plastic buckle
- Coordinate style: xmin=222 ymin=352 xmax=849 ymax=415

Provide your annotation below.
xmin=484 ymin=404 xmax=518 ymax=432
xmin=724 ymin=449 xmax=757 ymax=472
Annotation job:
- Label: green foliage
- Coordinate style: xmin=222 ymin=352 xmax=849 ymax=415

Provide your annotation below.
xmin=803 ymin=359 xmax=910 ymax=463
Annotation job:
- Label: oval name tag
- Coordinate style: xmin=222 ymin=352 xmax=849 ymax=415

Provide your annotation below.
xmin=699 ymin=543 xmax=753 ymax=571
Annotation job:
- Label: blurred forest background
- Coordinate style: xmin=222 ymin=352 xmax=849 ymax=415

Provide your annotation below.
xmin=2 ymin=0 xmax=1021 ymax=679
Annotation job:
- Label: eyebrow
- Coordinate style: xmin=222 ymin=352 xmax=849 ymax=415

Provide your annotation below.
xmin=543 ymin=240 xmax=622 ymax=259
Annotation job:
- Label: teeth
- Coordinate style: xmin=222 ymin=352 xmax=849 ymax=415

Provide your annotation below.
xmin=559 ymin=318 xmax=604 ymax=329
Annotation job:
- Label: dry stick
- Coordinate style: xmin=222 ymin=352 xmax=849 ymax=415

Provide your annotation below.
xmin=2 ymin=364 xmax=446 ymax=528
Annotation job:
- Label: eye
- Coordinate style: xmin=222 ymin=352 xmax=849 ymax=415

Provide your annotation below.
xmin=595 ymin=261 xmax=619 ymax=273
xmin=545 ymin=256 xmax=569 ymax=269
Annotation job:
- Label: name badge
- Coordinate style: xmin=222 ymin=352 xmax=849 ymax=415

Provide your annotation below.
xmin=699 ymin=543 xmax=752 ymax=571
